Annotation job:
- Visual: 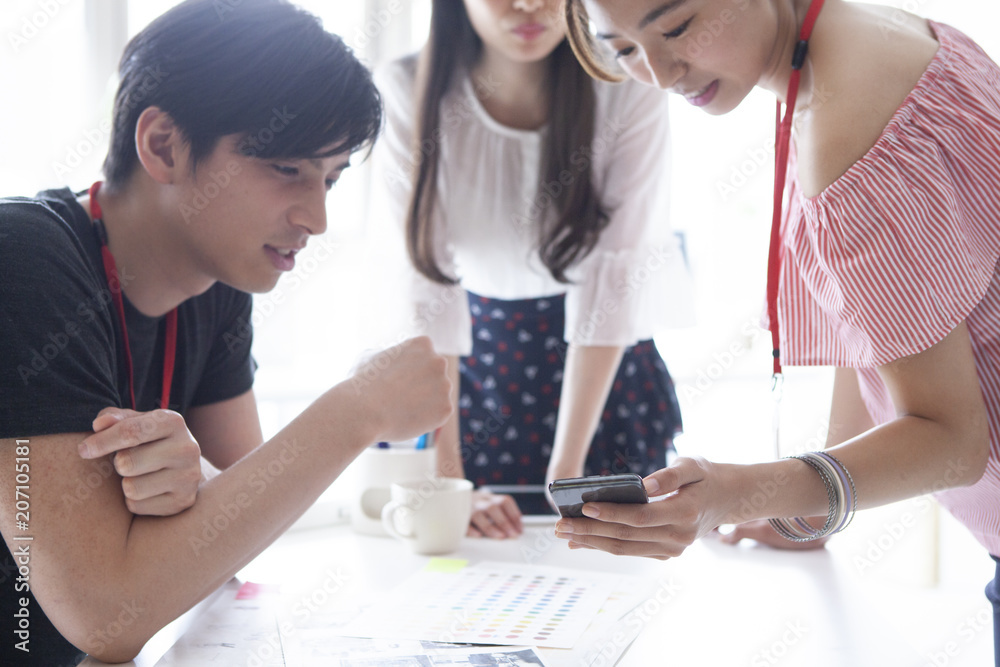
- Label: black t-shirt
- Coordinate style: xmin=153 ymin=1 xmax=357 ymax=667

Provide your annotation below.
xmin=0 ymin=188 xmax=256 ymax=664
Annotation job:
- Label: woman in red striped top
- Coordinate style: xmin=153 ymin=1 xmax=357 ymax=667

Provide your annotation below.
xmin=556 ymin=0 xmax=1000 ymax=661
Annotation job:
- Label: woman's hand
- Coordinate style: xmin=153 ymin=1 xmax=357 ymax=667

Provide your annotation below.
xmin=717 ymin=519 xmax=829 ymax=550
xmin=468 ymin=489 xmax=523 ymax=539
xmin=552 ymin=457 xmax=734 ymax=560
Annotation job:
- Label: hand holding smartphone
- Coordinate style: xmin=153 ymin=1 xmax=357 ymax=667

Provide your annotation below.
xmin=547 ymin=473 xmax=648 ymax=518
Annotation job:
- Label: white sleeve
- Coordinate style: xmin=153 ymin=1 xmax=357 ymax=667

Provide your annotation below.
xmin=367 ymin=59 xmax=472 ymax=357
xmin=564 ymin=80 xmax=694 ymax=347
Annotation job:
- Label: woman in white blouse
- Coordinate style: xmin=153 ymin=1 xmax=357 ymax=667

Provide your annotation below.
xmin=369 ymin=0 xmax=690 ymax=538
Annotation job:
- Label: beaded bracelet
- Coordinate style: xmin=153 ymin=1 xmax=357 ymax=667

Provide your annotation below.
xmin=768 ymin=452 xmax=857 ymax=542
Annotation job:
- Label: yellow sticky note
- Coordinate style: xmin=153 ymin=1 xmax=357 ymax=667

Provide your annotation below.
xmin=424 ymin=558 xmax=468 ymax=573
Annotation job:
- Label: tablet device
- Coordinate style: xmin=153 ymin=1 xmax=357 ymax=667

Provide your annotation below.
xmin=479 ymin=484 xmax=558 ymax=522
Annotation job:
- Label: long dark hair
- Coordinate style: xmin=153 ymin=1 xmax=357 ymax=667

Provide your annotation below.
xmin=407 ymin=1 xmax=607 ymax=285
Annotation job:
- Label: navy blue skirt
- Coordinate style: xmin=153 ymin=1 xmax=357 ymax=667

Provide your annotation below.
xmin=988 ymin=555 xmax=999 ymax=666
xmin=458 ymin=292 xmax=682 ymax=487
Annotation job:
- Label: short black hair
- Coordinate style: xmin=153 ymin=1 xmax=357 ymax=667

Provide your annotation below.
xmin=102 ymin=0 xmax=382 ymax=187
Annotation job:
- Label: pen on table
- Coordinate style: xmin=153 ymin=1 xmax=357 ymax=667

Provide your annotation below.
xmin=416 ymin=428 xmax=439 ymax=450
xmin=376 ymin=441 xmax=390 ymax=449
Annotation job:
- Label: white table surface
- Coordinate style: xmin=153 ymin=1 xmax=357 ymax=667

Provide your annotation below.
xmin=86 ymin=516 xmax=994 ymax=667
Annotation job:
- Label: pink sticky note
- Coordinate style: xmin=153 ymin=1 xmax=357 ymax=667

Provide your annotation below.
xmin=236 ymin=581 xmax=280 ymax=600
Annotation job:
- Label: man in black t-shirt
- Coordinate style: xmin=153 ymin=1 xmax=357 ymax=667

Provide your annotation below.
xmin=0 ymin=2 xmax=452 ymax=664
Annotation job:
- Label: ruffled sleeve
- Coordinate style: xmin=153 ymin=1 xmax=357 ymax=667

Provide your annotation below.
xmin=564 ymin=80 xmax=694 ymax=347
xmin=780 ymin=24 xmax=1000 ymax=367
xmin=368 ymin=58 xmax=472 ymax=356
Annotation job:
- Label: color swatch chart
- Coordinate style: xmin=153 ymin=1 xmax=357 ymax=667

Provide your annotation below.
xmin=338 ymin=561 xmax=618 ymax=649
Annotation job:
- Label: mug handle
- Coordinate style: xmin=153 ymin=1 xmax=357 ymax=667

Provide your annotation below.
xmin=381 ymin=501 xmax=414 ymax=539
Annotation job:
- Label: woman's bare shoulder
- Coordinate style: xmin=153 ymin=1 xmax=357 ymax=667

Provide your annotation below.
xmin=794 ymin=1 xmax=939 ymax=198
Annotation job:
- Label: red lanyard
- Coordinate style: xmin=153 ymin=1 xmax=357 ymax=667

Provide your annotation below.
xmin=88 ymin=181 xmax=178 ymax=410
xmin=767 ymin=0 xmax=826 ymax=377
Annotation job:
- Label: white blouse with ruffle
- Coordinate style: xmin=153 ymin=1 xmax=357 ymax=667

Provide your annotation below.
xmin=368 ymin=56 xmax=692 ymax=356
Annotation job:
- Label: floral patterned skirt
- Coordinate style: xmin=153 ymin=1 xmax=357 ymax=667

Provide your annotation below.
xmin=459 ymin=292 xmax=682 ymax=487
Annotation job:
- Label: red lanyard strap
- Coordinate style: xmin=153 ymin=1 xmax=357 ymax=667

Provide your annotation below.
xmin=89 ymin=181 xmax=177 ymax=410
xmin=767 ymin=0 xmax=826 ymax=377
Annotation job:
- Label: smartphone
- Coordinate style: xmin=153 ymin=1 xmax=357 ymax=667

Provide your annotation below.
xmin=547 ymin=473 xmax=648 ymax=519
xmin=479 ymin=484 xmax=557 ymax=517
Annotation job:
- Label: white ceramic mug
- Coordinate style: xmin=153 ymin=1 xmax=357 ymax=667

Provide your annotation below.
xmin=350 ymin=446 xmax=435 ymax=536
xmin=381 ymin=477 xmax=473 ymax=555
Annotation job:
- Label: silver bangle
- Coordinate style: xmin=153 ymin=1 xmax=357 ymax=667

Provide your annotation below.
xmin=768 ymin=452 xmax=856 ymax=542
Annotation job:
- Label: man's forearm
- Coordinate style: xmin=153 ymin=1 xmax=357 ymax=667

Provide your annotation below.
xmin=5 ymin=337 xmax=450 ymax=662
xmin=78 ymin=381 xmax=374 ymax=658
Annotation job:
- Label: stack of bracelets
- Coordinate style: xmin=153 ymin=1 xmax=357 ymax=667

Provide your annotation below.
xmin=768 ymin=452 xmax=858 ymax=542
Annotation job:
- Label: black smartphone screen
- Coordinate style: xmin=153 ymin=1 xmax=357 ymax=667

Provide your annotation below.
xmin=548 ymin=474 xmax=648 ymax=518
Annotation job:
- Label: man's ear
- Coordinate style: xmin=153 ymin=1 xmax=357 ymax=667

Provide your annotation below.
xmin=134 ymin=106 xmax=188 ymax=184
